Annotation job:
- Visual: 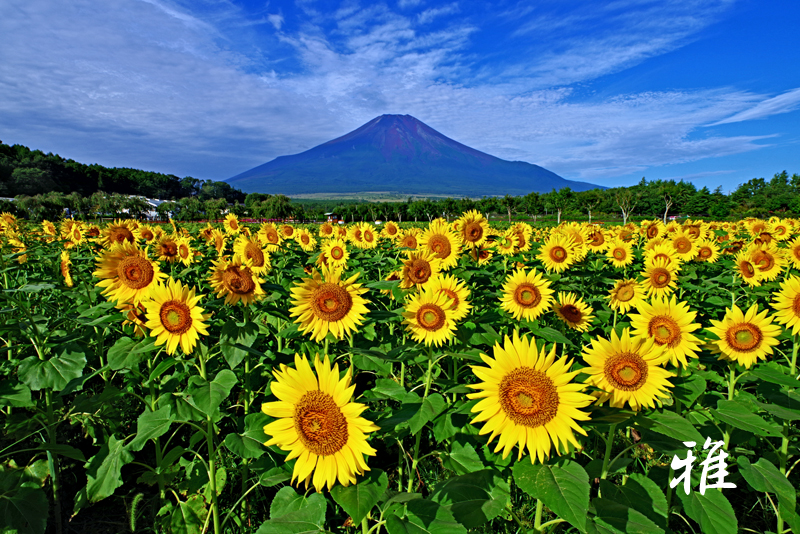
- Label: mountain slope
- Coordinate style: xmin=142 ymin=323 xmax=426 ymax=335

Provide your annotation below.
xmin=227 ymin=115 xmax=600 ymax=196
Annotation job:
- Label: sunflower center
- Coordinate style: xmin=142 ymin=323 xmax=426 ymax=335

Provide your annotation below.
xmin=514 ymin=283 xmax=542 ymax=308
xmin=141 ymin=229 xmax=154 ymax=241
xmin=159 ymin=301 xmax=192 ymax=334
xmin=402 ymin=236 xmax=418 ymax=248
xmin=649 ymin=315 xmax=681 ymax=347
xmin=110 ymin=227 xmax=135 ymax=244
xmin=161 ymin=242 xmax=178 ymax=256
xmin=793 ymin=295 xmax=800 ymax=317
xmin=516 ymin=232 xmax=528 ymax=248
xmin=651 ymin=268 xmax=671 ymax=288
xmin=302 ymin=234 xmax=311 ymax=244
xmin=498 ymin=367 xmax=559 ymax=428
xmin=87 ymin=227 xmax=100 ymax=237
xmin=604 ymin=353 xmax=649 ymax=391
xmin=229 ymin=219 xmax=239 ymax=230
xmin=408 ymin=259 xmax=432 ymax=285
xmin=726 ymin=323 xmax=762 ymax=352
xmin=698 ymin=247 xmax=712 ymax=259
xmin=266 ymin=230 xmax=279 ymax=243
xmin=294 ymin=391 xmax=348 ymax=456
xmin=438 ymin=288 xmax=459 ymax=311
xmin=386 ymin=225 xmax=398 ymax=236
xmin=179 ymin=244 xmax=190 ymax=259
xmin=245 ymin=243 xmax=265 ymax=266
xmin=647 ymin=226 xmax=660 ymax=239
xmin=589 ymin=232 xmax=604 ymax=246
xmin=465 ymin=222 xmax=483 ymax=242
xmin=752 ymin=250 xmax=774 ymax=271
xmin=117 ymin=256 xmax=155 ymax=289
xmin=616 ymin=283 xmax=636 ymax=302
xmin=560 ymin=304 xmax=583 ymax=323
xmin=674 ymin=237 xmax=692 ymax=254
xmin=612 ymin=248 xmax=626 ymax=261
xmin=222 ymin=266 xmax=256 ymax=295
xmin=740 ymin=260 xmax=756 ymax=278
xmin=363 ymin=231 xmax=374 ymax=243
xmin=310 ymin=283 xmax=353 ymax=322
xmin=429 ymin=235 xmax=451 ymax=258
xmin=417 ymin=304 xmax=446 ymax=331
xmin=550 ymin=246 xmax=568 ymax=262
xmin=330 ymin=246 xmax=344 ymax=260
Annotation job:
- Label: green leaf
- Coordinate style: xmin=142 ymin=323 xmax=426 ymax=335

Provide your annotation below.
xmin=128 ymin=405 xmax=175 ymax=452
xmin=671 ymin=374 xmax=706 ymax=408
xmin=676 ymin=489 xmax=737 ymax=534
xmin=513 ymin=458 xmax=590 ymax=533
xmin=753 ymin=388 xmax=800 ymax=421
xmin=169 ymin=494 xmax=207 ymax=534
xmin=220 ymin=320 xmax=259 ymax=369
xmin=18 ymin=343 xmax=86 ymax=391
xmin=0 ymin=379 xmax=33 ymax=407
xmin=737 ymin=457 xmax=796 ymax=516
xmin=74 ymin=435 xmax=134 ymax=513
xmin=429 ymin=469 xmax=510 ymax=529
xmin=0 ymin=482 xmax=48 ymax=534
xmin=443 ymin=441 xmax=484 ymax=475
xmin=408 ymin=394 xmax=446 ymax=434
xmin=529 ymin=326 xmax=573 ymax=346
xmin=330 ymin=469 xmax=388 ymax=525
xmin=386 ymin=498 xmax=468 ymax=534
xmin=591 ymin=498 xmax=663 ymax=534
xmin=372 ymin=379 xmax=407 ymax=401
xmin=223 ymin=413 xmax=270 ymax=459
xmin=353 ymin=351 xmax=392 ymax=374
xmin=432 ymin=413 xmax=458 ymax=442
xmin=185 ymin=369 xmax=237 ymax=418
xmin=107 ymin=336 xmax=158 ymax=371
xmin=598 ymin=475 xmax=668 ymax=530
xmin=256 ymin=487 xmax=327 ymax=534
xmin=634 ymin=410 xmax=703 ymax=444
xmin=33 ymin=443 xmax=86 ymax=462
xmin=750 ymin=365 xmax=800 ymax=388
xmin=712 ymin=400 xmax=782 ymax=437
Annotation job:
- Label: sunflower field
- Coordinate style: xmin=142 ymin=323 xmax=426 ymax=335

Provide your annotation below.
xmin=1 ymin=211 xmax=799 ymax=534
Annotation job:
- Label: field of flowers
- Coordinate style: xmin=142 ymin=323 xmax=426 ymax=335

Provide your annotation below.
xmin=0 ymin=211 xmax=798 ymax=534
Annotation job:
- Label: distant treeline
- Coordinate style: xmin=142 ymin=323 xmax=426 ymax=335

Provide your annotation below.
xmin=0 ymin=140 xmax=245 ymax=201
xmin=1 ymin=140 xmax=798 ymax=224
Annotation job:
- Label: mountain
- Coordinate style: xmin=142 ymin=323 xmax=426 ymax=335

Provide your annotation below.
xmin=226 ymin=115 xmax=600 ymax=196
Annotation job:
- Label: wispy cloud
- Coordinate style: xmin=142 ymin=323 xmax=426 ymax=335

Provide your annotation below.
xmin=711 ymin=87 xmax=800 ymax=125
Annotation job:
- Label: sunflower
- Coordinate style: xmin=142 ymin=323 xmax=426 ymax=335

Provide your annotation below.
xmin=398 ymin=229 xmax=420 ymax=250
xmin=642 ymin=220 xmax=666 ymax=240
xmin=500 ymin=268 xmax=554 ymax=321
xmin=467 ymin=331 xmax=593 ymax=463
xmin=419 ymin=221 xmax=462 ymax=270
xmin=116 ymin=301 xmax=149 ymax=337
xmin=210 ymin=229 xmax=227 ymax=257
xmin=100 ymin=219 xmax=136 ymax=248
xmin=233 ymin=235 xmax=272 ymax=274
xmin=748 ymin=243 xmax=786 ymax=282
xmin=154 ymin=236 xmax=181 ymax=263
xmin=68 ymin=223 xmax=86 ymax=247
xmin=785 ymin=237 xmax=800 ymax=269
xmin=640 ymin=257 xmax=678 ymax=298
xmin=470 ymin=246 xmax=494 ymax=265
xmin=208 ymin=256 xmax=266 ymax=306
xmin=60 ymin=251 xmax=74 ymax=288
xmin=555 ymin=223 xmax=589 ymax=260
xmin=427 ymin=274 xmax=471 ymax=321
xmin=281 ymin=224 xmax=295 ymax=239
xmin=512 ymin=223 xmax=534 ymax=253
xmin=402 ymin=288 xmax=457 ymax=346
xmin=707 ymin=304 xmax=781 ymax=369
xmin=223 ymin=213 xmax=241 ymax=235
xmin=199 ymin=223 xmax=215 ymax=242
xmin=606 ymin=239 xmax=634 ymax=268
xmin=771 ymin=220 xmax=792 ymax=241
xmin=694 ymin=239 xmax=720 ymax=263
xmin=322 ymin=239 xmax=349 ymax=269
xmin=582 ymin=328 xmax=673 ymax=410
xmin=628 ymin=296 xmax=702 ymax=368
xmin=319 ymin=222 xmax=335 ymax=238
xmin=135 ymin=224 xmax=158 ymax=244
xmin=586 ymin=227 xmax=610 ymax=252
xmin=608 ymin=279 xmax=646 ymax=314
xmin=552 ymin=292 xmax=594 ymax=332
xmin=771 ymin=275 xmax=800 ymax=334
xmin=400 ymin=250 xmax=442 ymax=290
xmin=458 ymin=210 xmax=490 ymax=249
xmin=296 ymin=229 xmax=318 ymax=252
xmin=261 ymin=354 xmax=379 ymax=492
xmin=94 ymin=242 xmax=166 ymax=304
xmin=143 ymin=278 xmax=210 ymax=355
xmin=538 ymin=234 xmax=576 ymax=273
xmin=359 ymin=224 xmax=378 ymax=250
xmin=494 ymin=231 xmax=519 ymax=256
xmin=176 ymin=237 xmax=194 ymax=266
xmin=734 ymin=250 xmax=763 ymax=286
xmin=670 ymin=230 xmax=697 ymax=259
xmin=42 ymin=220 xmax=58 ymax=241
xmin=258 ymin=223 xmax=283 ymax=251
xmin=289 ymin=265 xmax=370 ymax=342
xmin=381 ymin=221 xmax=400 ymax=240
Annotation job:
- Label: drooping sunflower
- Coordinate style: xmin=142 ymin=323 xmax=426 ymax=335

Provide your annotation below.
xmin=419 ymin=221 xmax=462 ymax=270
xmin=538 ymin=233 xmax=577 ymax=273
xmin=289 ymin=265 xmax=370 ymax=342
xmin=628 ymin=296 xmax=702 ymax=368
xmin=60 ymin=251 xmax=74 ymax=288
xmin=321 ymin=239 xmax=349 ymax=269
xmin=399 ymin=250 xmax=442 ymax=290
xmin=500 ymin=268 xmax=554 ymax=321
xmin=772 ymin=275 xmax=800 ymax=334
xmin=223 ymin=213 xmax=241 ymax=235
xmin=94 ymin=242 xmax=166 ymax=304
xmin=552 ymin=292 xmax=594 ymax=332
xmin=608 ymin=279 xmax=646 ymax=314
xmin=694 ymin=239 xmax=720 ymax=263
xmin=707 ymin=304 xmax=781 ymax=369
xmin=100 ymin=219 xmax=136 ymax=248
xmin=198 ymin=223 xmax=215 ymax=243
xmin=427 ymin=274 xmax=471 ymax=321
xmin=402 ymin=288 xmax=457 ymax=346
xmin=640 ymin=257 xmax=678 ymax=298
xmin=233 ymin=235 xmax=271 ymax=274
xmin=116 ymin=301 xmax=149 ymax=337
xmin=261 ymin=354 xmax=379 ymax=492
xmin=467 ymin=331 xmax=594 ymax=463
xmin=208 ymin=256 xmax=266 ymax=306
xmin=457 ymin=210 xmax=490 ymax=249
xmin=142 ymin=278 xmax=210 ymax=355
xmin=606 ymin=239 xmax=634 ymax=268
xmin=734 ymin=250 xmax=763 ymax=286
xmin=582 ymin=328 xmax=674 ymax=410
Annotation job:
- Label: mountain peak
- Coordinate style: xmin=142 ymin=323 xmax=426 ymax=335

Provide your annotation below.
xmin=226 ymin=115 xmax=601 ymax=196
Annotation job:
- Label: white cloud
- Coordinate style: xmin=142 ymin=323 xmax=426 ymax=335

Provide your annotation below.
xmin=417 ymin=3 xmax=459 ymax=25
xmin=711 ymin=87 xmax=800 ymax=125
xmin=268 ymin=13 xmax=284 ymax=30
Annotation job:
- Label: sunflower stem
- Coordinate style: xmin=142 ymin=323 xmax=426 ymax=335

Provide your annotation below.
xmin=723 ymin=365 xmax=736 ymax=450
xmin=207 ymin=415 xmax=221 ymax=534
xmin=533 ymin=498 xmax=544 ymax=533
xmin=600 ymin=423 xmax=617 ymax=482
xmin=45 ymin=389 xmax=63 ymax=534
xmin=777 ymin=333 xmax=798 ymax=534
xmin=407 ymin=347 xmax=435 ymax=492
xmin=242 ymin=306 xmax=252 ymax=522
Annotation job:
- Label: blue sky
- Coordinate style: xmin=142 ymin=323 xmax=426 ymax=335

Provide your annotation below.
xmin=1 ymin=0 xmax=799 ymax=192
